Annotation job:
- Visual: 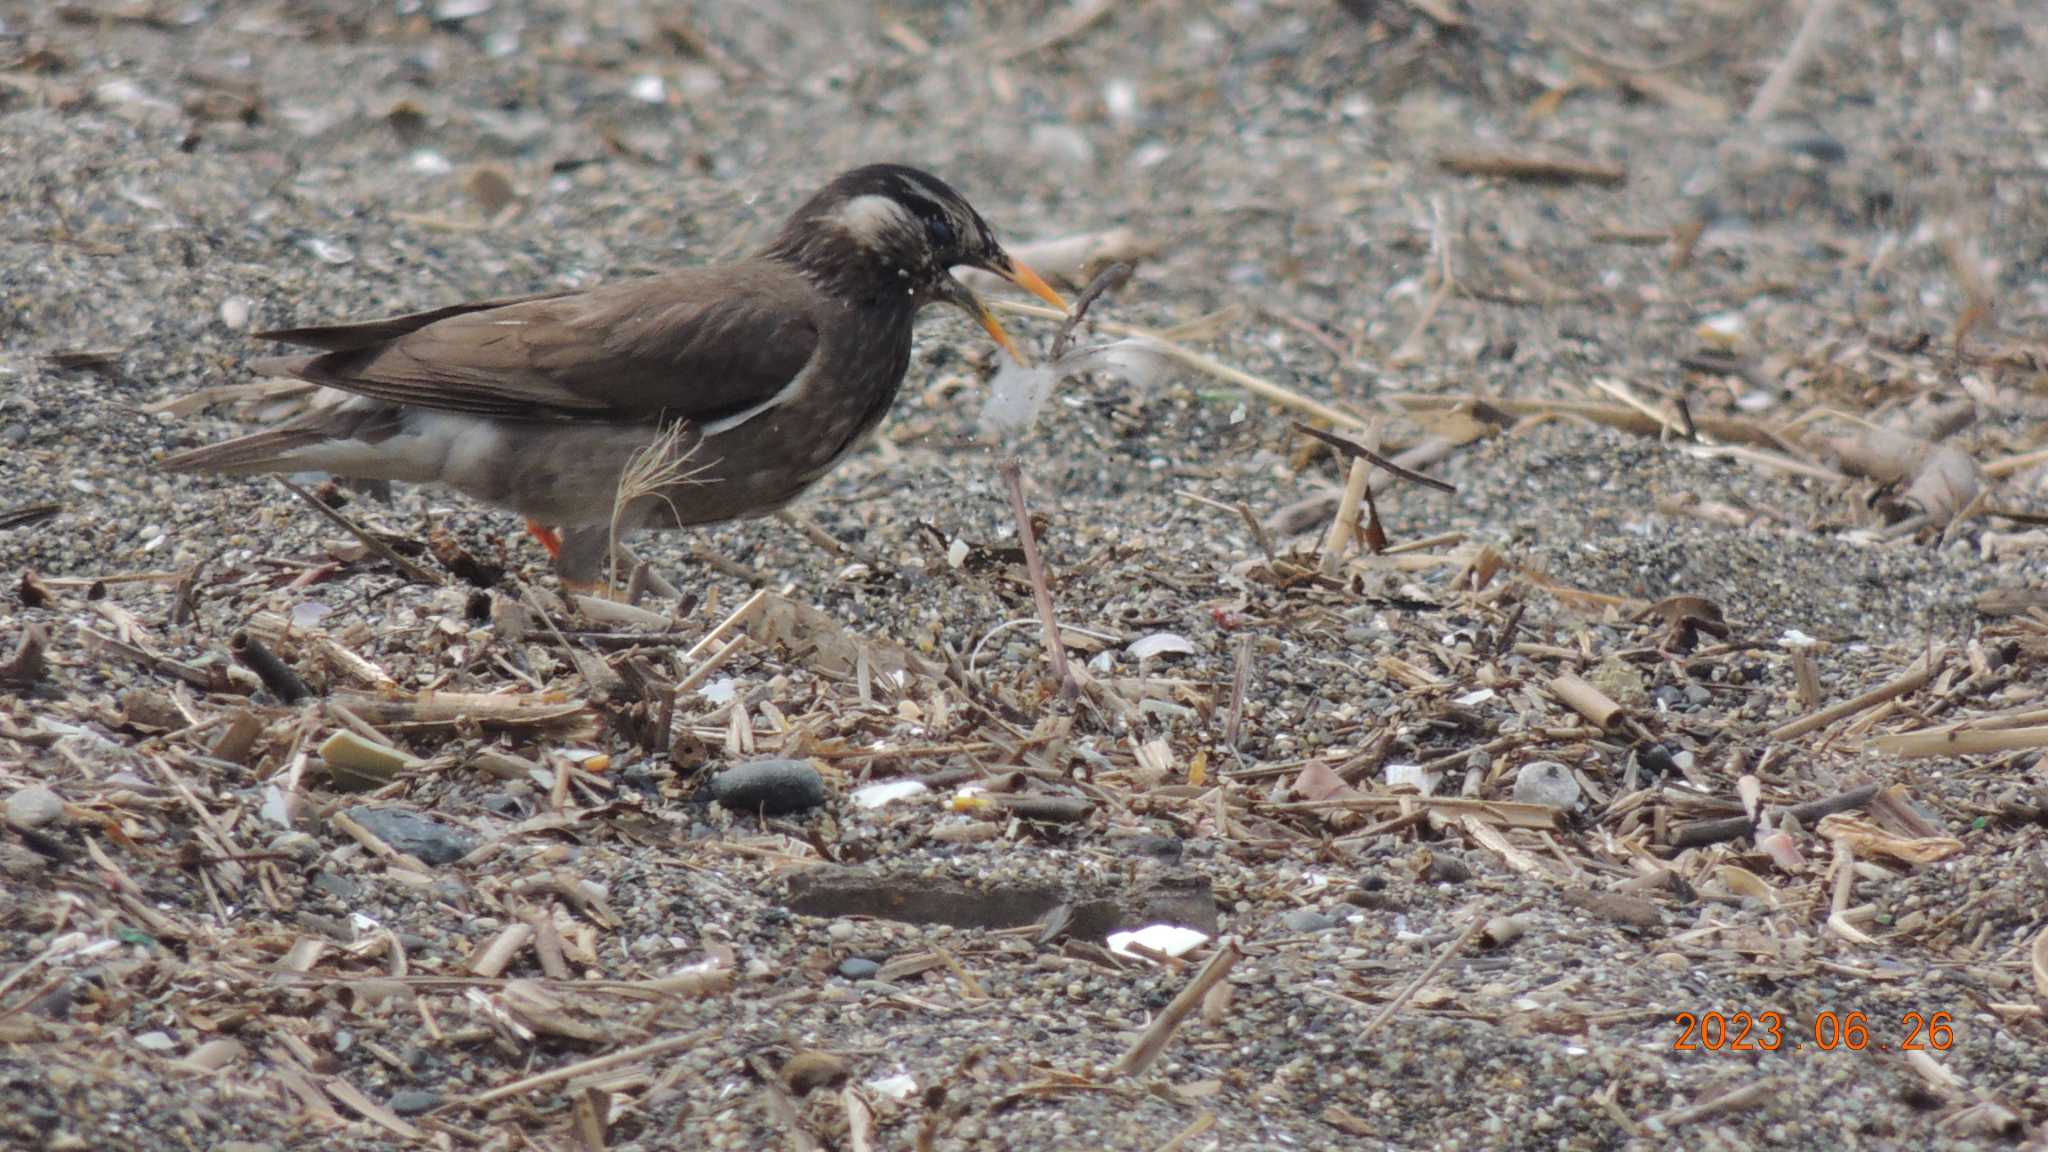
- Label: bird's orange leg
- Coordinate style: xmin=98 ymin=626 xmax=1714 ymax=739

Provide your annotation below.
xmin=525 ymin=519 xmax=563 ymax=559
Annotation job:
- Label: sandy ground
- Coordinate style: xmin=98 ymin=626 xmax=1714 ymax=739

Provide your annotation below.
xmin=3 ymin=1 xmax=2047 ymax=1149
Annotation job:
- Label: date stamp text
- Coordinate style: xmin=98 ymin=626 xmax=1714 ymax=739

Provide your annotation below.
xmin=1671 ymin=1011 xmax=1956 ymax=1053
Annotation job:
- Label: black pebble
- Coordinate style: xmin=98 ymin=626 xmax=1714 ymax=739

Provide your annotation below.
xmin=707 ymin=759 xmax=828 ymax=816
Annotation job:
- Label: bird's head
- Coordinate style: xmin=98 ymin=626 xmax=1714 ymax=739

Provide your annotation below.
xmin=763 ymin=164 xmax=1067 ymax=361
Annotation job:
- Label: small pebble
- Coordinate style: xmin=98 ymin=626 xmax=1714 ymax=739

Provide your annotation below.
xmin=1428 ymin=855 xmax=1473 ymax=884
xmin=480 ymin=793 xmax=525 ymax=818
xmin=6 ymin=785 xmax=64 ymax=829
xmin=1481 ymin=914 xmax=1530 ymax=948
xmin=387 ymin=1090 xmax=442 ymax=1116
xmin=1124 ymin=835 xmax=1184 ymax=864
xmin=1280 ymin=907 xmax=1339 ymax=934
xmin=1512 ymin=761 xmax=1580 ymax=808
xmin=837 ymin=957 xmax=880 ymax=980
xmin=782 ymin=1050 xmax=849 ymax=1094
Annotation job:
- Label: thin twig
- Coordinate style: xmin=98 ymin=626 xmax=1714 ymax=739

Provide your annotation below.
xmin=988 ymin=300 xmax=1373 ymax=429
xmin=1320 ymin=443 xmax=1373 ymax=577
xmin=989 ymin=0 xmax=1115 ymax=62
xmin=1115 ymin=938 xmax=1241 ymax=1078
xmin=1358 ymin=912 xmax=1491 ymax=1041
xmin=1391 ymin=196 xmax=1454 ymax=366
xmin=276 ymin=477 xmax=442 ymax=585
xmin=1295 ymin=423 xmax=1458 ymax=494
xmin=1049 ymin=262 xmax=1132 ymax=360
xmin=1767 ymin=648 xmax=1943 ymax=742
xmin=1644 ymin=1077 xmax=1789 ymax=1131
xmin=1744 ymin=0 xmax=1839 ymax=123
xmin=1668 ymin=783 xmax=1879 ymax=849
xmin=1173 ymin=489 xmax=1275 ymax=565
xmin=1224 ymin=635 xmax=1250 ymax=749
xmin=1437 ymin=148 xmax=1625 ymax=187
xmin=455 ymin=1029 xmax=719 ymax=1108
xmin=1000 ymin=459 xmax=1071 ymax=692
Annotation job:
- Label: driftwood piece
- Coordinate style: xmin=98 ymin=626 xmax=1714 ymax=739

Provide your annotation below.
xmin=1438 ymin=147 xmax=1626 ymax=187
xmin=1668 ymin=783 xmax=1880 ymax=849
xmin=1769 ymin=650 xmax=1941 ymax=742
xmin=329 ymin=690 xmax=594 ymax=733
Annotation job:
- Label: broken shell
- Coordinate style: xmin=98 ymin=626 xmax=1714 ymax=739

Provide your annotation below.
xmin=1712 ymin=864 xmax=1781 ymax=909
xmin=1481 ymin=914 xmax=1530 ymax=948
xmin=318 ymin=730 xmax=419 ymax=790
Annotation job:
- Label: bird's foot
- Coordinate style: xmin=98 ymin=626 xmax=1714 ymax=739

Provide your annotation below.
xmin=560 ymin=577 xmax=627 ymax=603
xmin=525 ymin=519 xmax=564 ymax=559
xmin=555 ymin=527 xmax=682 ymax=603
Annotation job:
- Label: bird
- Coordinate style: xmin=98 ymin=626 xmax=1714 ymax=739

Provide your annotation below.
xmin=161 ymin=163 xmax=1069 ymax=590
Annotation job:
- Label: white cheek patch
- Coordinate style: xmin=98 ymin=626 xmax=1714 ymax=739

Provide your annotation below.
xmin=830 ymin=194 xmax=913 ymax=247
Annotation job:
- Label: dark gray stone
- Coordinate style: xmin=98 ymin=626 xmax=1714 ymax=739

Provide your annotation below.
xmin=387 ymin=1090 xmax=442 ymax=1116
xmin=343 ymin=806 xmax=478 ymax=866
xmin=707 ymin=759 xmax=827 ymax=816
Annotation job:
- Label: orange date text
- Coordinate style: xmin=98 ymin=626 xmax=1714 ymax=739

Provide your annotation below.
xmin=1670 ymin=1011 xmax=1955 ymax=1053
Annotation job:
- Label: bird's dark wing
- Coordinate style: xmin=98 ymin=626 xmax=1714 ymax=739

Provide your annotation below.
xmin=255 ymin=290 xmax=580 ymax=352
xmin=255 ymin=268 xmax=821 ymax=422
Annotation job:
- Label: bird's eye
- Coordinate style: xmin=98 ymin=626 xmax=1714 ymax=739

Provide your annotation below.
xmin=925 ymin=214 xmax=955 ymax=251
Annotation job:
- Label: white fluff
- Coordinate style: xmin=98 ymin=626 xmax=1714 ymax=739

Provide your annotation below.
xmin=977 ymin=360 xmax=1059 ymax=438
xmin=977 ymin=337 xmax=1174 ymax=440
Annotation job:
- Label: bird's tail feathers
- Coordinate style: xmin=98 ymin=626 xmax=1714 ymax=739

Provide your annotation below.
xmin=159 ymin=425 xmax=333 ymax=475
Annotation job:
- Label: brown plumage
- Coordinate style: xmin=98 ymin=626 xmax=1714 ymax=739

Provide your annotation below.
xmin=162 ymin=164 xmax=1068 ymax=585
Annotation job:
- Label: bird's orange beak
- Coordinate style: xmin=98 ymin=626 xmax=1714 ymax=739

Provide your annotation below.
xmin=942 ymin=276 xmax=1025 ymax=363
xmin=996 ymin=257 xmax=1070 ymax=313
xmin=950 ymin=254 xmax=1069 ymax=365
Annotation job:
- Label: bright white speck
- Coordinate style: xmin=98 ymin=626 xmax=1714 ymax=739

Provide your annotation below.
xmin=630 ymin=74 xmax=666 ymax=104
xmin=852 ymin=780 xmax=928 ymax=809
xmin=867 ymin=1074 xmax=918 ymax=1101
xmin=1108 ymin=924 xmax=1209 ymax=961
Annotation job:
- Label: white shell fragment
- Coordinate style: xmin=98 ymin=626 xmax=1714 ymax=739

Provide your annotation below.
xmin=1384 ymin=763 xmax=1439 ymax=795
xmin=867 ymin=1073 xmax=919 ymax=1101
xmin=850 ymin=779 xmax=929 ymax=809
xmin=318 ymin=730 xmax=419 ymax=778
xmin=1695 ymin=311 xmax=1748 ymax=352
xmin=1126 ymin=632 xmax=1195 ymax=661
xmin=1107 ymin=923 xmax=1210 ymax=961
xmin=1755 ymin=826 xmax=1807 ymax=871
